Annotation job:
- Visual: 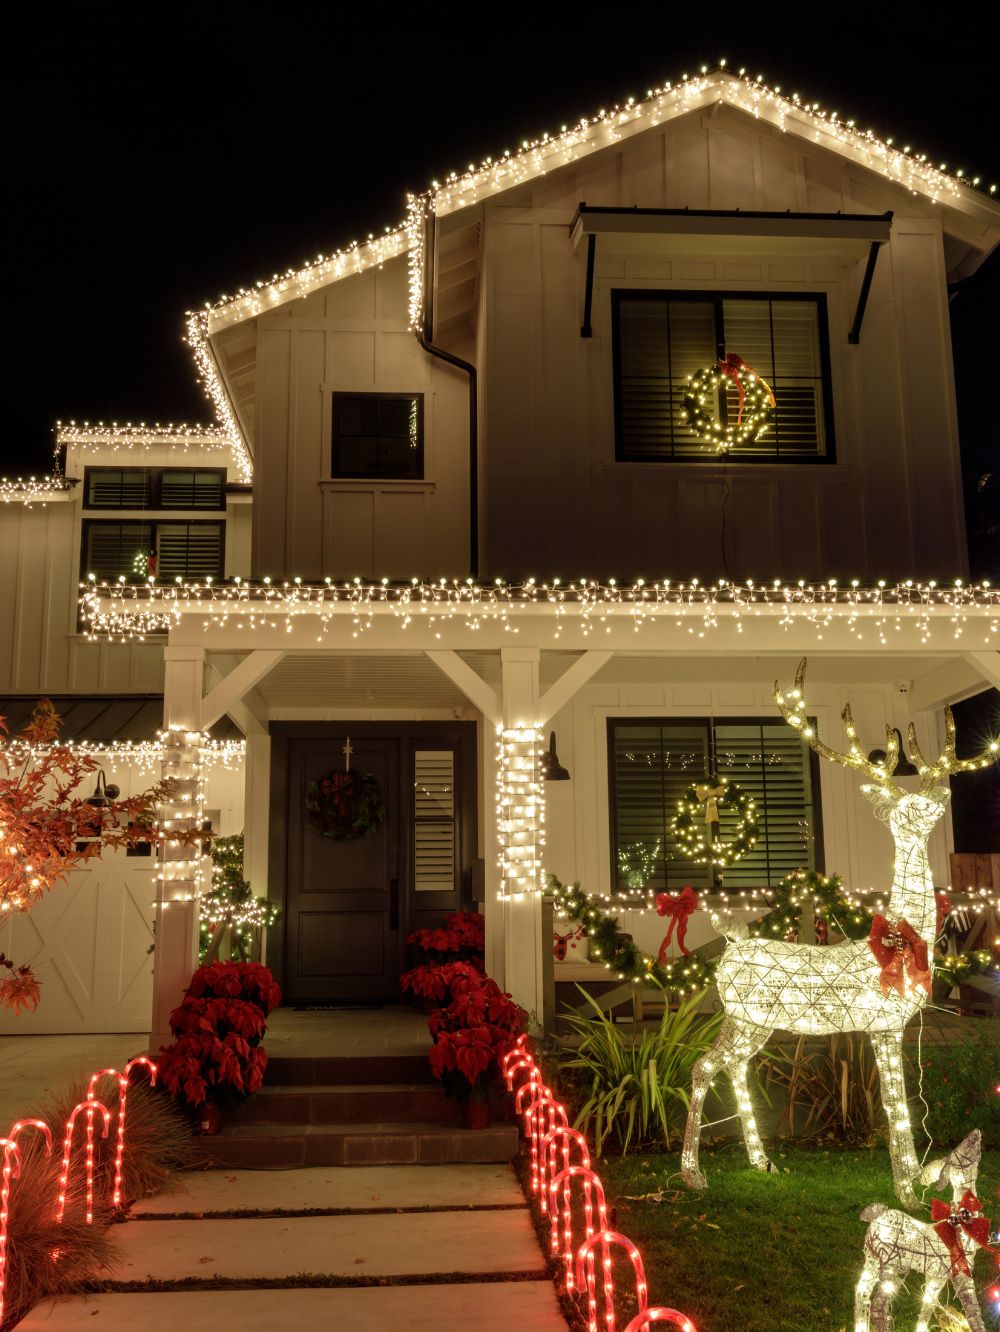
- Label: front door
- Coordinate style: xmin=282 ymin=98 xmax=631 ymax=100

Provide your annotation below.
xmin=283 ymin=734 xmax=401 ymax=1002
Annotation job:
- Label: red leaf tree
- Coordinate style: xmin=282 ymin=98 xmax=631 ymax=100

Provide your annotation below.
xmin=0 ymin=700 xmax=171 ymax=1014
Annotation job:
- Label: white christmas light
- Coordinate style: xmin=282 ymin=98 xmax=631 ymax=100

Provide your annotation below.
xmin=681 ymin=659 xmax=999 ymax=1207
xmin=496 ymin=725 xmax=546 ymax=899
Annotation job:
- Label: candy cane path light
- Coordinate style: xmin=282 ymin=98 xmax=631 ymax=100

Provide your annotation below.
xmin=0 ymin=1119 xmax=54 ymax=1323
xmin=624 ymin=1311 xmax=697 ymax=1332
xmin=528 ymin=1097 xmax=567 ymax=1216
xmin=681 ymin=657 xmax=1000 ymax=1207
xmin=550 ymin=1165 xmax=608 ymax=1293
xmin=55 ymin=1100 xmax=111 ymax=1227
xmin=576 ymin=1230 xmax=648 ymax=1332
xmin=87 ymin=1057 xmax=157 ymax=1210
xmin=515 ymin=1081 xmax=554 ymax=1196
xmin=542 ymin=1124 xmax=591 ymax=1246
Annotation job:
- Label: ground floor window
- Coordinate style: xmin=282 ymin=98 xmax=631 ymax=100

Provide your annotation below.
xmin=608 ymin=716 xmax=821 ymax=893
xmin=81 ymin=520 xmax=225 ymax=582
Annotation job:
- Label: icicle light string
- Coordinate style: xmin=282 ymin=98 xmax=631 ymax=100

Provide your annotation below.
xmin=79 ymin=576 xmax=999 ymax=646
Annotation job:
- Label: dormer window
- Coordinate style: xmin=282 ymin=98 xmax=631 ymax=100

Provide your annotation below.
xmin=331 ymin=393 xmax=424 ymax=479
xmin=612 ymin=291 xmax=835 ymax=463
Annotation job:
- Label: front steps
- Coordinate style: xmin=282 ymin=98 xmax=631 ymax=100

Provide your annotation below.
xmin=204 ymin=1052 xmax=518 ymax=1168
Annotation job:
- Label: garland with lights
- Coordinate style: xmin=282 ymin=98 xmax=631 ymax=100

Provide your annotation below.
xmin=671 ymin=778 xmax=758 ymax=868
xmin=545 ymin=872 xmax=999 ymax=994
xmin=305 ymin=769 xmax=385 ymax=841
xmin=200 ymin=833 xmax=280 ymax=963
xmin=681 ymin=355 xmax=775 ymax=450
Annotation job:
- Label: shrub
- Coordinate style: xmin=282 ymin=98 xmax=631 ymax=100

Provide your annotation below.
xmin=907 ymin=1017 xmax=1000 ymax=1149
xmin=560 ymin=987 xmax=722 ymax=1154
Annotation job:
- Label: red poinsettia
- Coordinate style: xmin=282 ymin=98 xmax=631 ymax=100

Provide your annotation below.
xmin=0 ymin=700 xmax=187 ymax=1011
xmin=407 ymin=911 xmax=485 ymax=961
xmin=425 ymin=971 xmax=526 ymax=1102
xmin=399 ymin=959 xmax=484 ymax=1004
xmin=186 ymin=961 xmax=281 ymax=1015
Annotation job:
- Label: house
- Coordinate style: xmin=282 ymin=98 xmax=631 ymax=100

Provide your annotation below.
xmin=2 ymin=68 xmax=998 ymax=1044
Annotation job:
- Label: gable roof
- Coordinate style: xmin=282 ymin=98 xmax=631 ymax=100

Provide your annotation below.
xmin=200 ymin=66 xmax=999 ymax=336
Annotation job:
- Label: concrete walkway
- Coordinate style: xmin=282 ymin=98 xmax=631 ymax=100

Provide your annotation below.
xmin=21 ymin=1164 xmax=568 ymax=1330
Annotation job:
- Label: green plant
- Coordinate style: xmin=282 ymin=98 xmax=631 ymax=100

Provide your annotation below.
xmin=757 ymin=1032 xmax=884 ymax=1145
xmin=560 ymin=987 xmax=722 ymax=1154
xmin=907 ymin=1017 xmax=1000 ymax=1150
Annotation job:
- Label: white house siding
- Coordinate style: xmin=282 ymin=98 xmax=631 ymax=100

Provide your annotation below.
xmin=248 ymin=255 xmax=471 ymax=581
xmin=0 ymin=758 xmax=244 ymax=1035
xmin=480 ymin=105 xmax=966 ymax=582
xmin=542 ymin=672 xmax=953 ymax=962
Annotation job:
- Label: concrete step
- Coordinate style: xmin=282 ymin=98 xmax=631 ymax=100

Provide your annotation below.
xmin=203 ymin=1120 xmax=519 ymax=1168
xmin=234 ymin=1082 xmax=459 ymax=1126
xmin=265 ymin=1053 xmax=435 ymax=1086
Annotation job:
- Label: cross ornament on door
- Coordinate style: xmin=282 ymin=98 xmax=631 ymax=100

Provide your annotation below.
xmin=342 ymin=736 xmax=353 ymax=771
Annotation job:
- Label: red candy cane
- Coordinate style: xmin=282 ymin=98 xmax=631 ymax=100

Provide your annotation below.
xmin=576 ymin=1230 xmax=649 ymax=1332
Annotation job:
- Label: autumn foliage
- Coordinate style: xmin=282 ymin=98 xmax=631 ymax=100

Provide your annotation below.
xmin=0 ymin=700 xmax=168 ymax=1014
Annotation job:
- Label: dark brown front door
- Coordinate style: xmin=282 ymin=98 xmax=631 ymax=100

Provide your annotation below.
xmin=283 ymin=735 xmax=401 ymax=1002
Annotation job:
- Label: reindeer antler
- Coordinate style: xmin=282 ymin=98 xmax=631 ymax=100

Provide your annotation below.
xmin=774 ymin=658 xmax=905 ymax=796
xmin=907 ymin=708 xmax=1000 ymax=792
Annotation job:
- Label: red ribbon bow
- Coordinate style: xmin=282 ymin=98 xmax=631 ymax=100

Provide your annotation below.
xmin=868 ymin=915 xmax=931 ymax=997
xmin=931 ymin=1190 xmax=995 ymax=1276
xmin=656 ymin=887 xmax=699 ymax=961
xmin=717 ymin=353 xmax=776 ymax=424
xmin=935 ymin=889 xmax=952 ymax=937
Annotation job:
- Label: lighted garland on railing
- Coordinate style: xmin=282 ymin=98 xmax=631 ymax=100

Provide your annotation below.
xmin=545 ymin=872 xmax=999 ymax=992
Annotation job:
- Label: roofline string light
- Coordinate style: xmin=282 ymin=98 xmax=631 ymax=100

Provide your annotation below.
xmin=0 ymin=738 xmax=245 ymax=774
xmin=79 ymin=577 xmax=999 ymax=647
xmin=56 ymin=420 xmax=249 ymax=485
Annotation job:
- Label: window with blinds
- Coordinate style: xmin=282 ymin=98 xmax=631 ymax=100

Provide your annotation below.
xmin=413 ymin=750 xmax=456 ymax=892
xmin=608 ymin=717 xmax=820 ymax=893
xmin=82 ymin=521 xmax=223 ymax=581
xmin=612 ymin=291 xmax=834 ymax=462
xmin=84 ymin=467 xmax=225 ymax=509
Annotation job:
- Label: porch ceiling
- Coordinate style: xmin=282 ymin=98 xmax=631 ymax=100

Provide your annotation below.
xmin=251 ymin=652 xmax=472 ymax=712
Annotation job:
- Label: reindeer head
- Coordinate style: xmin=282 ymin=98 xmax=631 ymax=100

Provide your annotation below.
xmin=919 ymin=1128 xmax=982 ymax=1196
xmin=774 ymin=659 xmax=997 ymax=838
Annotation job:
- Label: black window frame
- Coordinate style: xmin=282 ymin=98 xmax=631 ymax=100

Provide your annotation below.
xmin=606 ymin=715 xmax=824 ymax=893
xmin=611 ymin=289 xmax=837 ymax=464
xmin=330 ymin=391 xmax=425 ymax=480
xmin=80 ymin=517 xmax=226 ymax=583
xmin=82 ymin=466 xmax=227 ymax=510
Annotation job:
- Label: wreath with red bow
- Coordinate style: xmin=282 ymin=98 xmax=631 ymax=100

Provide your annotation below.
xmin=681 ymin=353 xmax=776 ymax=450
xmin=306 ymin=769 xmax=385 ymax=841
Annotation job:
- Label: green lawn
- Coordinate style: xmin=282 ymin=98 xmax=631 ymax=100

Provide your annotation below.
xmin=593 ymin=1145 xmax=998 ymax=1332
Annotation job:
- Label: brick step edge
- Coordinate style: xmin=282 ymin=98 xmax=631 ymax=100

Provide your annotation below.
xmin=235 ymin=1084 xmax=460 ymax=1127
xmin=202 ymin=1122 xmax=519 ymax=1168
xmin=264 ymin=1054 xmax=436 ymax=1086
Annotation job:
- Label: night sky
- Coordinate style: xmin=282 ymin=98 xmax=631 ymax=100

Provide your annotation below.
xmin=7 ymin=12 xmax=995 ymax=569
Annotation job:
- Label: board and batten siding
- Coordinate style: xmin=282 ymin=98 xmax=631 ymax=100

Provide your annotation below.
xmin=481 ymin=105 xmax=966 ymax=582
xmin=542 ymin=675 xmax=953 ymax=962
xmin=251 ymin=255 xmax=470 ymax=581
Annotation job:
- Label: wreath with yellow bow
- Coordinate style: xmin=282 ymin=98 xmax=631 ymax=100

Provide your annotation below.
xmin=671 ymin=776 xmax=758 ymax=868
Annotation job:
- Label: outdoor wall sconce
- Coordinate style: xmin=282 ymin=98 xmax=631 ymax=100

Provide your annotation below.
xmin=85 ymin=769 xmax=120 ymax=807
xmin=866 ymin=728 xmax=919 ymax=776
xmin=540 ymin=731 xmax=570 ymax=781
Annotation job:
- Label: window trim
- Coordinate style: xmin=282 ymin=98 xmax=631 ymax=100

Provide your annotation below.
xmin=80 ymin=517 xmax=226 ymax=583
xmin=611 ymin=289 xmax=837 ymax=465
xmin=330 ymin=391 xmax=425 ymax=480
xmin=82 ymin=466 xmax=228 ymax=510
xmin=606 ymin=714 xmax=825 ymax=893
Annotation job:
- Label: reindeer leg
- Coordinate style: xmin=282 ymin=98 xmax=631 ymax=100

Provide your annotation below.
xmin=914 ymin=1275 xmax=946 ymax=1332
xmin=725 ymin=1021 xmax=775 ymax=1174
xmin=682 ymin=1017 xmax=737 ymax=1189
xmin=868 ymin=1287 xmax=895 ymax=1332
xmin=854 ymin=1260 xmax=878 ymax=1331
xmin=953 ymin=1274 xmax=987 ymax=1332
xmin=869 ymin=1031 xmax=919 ymax=1207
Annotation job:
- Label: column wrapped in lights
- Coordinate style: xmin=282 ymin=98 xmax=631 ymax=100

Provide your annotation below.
xmin=156 ymin=727 xmax=209 ymax=909
xmin=496 ymin=725 xmax=545 ymax=900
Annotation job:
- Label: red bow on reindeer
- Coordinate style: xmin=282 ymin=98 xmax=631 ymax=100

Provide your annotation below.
xmin=656 ymin=887 xmax=699 ymax=961
xmin=931 ymin=1190 xmax=996 ymax=1276
xmin=868 ymin=915 xmax=931 ymax=998
xmin=717 ymin=353 xmax=776 ymax=425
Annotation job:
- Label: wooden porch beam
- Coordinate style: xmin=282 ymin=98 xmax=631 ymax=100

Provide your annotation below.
xmin=909 ymin=655 xmax=996 ymax=713
xmin=424 ymin=649 xmax=501 ymax=724
xmin=964 ymin=650 xmax=1000 ymax=692
xmin=538 ymin=651 xmax=613 ymax=724
xmin=201 ymin=650 xmax=284 ymax=731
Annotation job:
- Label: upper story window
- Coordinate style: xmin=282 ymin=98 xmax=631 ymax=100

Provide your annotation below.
xmin=84 ymin=467 xmax=226 ymax=509
xmin=81 ymin=520 xmax=225 ymax=582
xmin=331 ymin=393 xmax=424 ymax=479
xmin=612 ymin=292 xmax=835 ymax=463
xmin=608 ymin=716 xmax=821 ymax=893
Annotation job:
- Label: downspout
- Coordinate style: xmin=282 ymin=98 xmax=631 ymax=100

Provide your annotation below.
xmin=415 ymin=210 xmax=479 ymax=578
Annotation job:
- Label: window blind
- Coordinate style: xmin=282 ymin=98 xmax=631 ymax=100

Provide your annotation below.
xmin=86 ymin=470 xmax=150 ymax=508
xmin=156 ymin=524 xmax=224 ymax=581
xmin=414 ymin=750 xmax=456 ymax=892
xmin=83 ymin=522 xmax=153 ymax=579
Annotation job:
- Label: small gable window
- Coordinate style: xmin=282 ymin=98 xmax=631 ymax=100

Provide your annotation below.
xmin=331 ymin=393 xmax=424 ymax=479
xmin=612 ymin=291 xmax=835 ymax=463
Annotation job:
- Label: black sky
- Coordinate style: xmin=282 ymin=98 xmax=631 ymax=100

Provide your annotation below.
xmin=7 ymin=7 xmax=995 ymax=559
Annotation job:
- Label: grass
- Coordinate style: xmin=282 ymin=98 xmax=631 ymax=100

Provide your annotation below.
xmin=594 ymin=1145 xmax=999 ymax=1332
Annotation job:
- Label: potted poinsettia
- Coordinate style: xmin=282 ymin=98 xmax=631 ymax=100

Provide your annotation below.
xmin=427 ymin=973 xmax=526 ymax=1128
xmin=157 ymin=961 xmax=280 ymax=1133
xmin=401 ymin=911 xmax=486 ymax=1012
xmin=400 ymin=958 xmax=484 ymax=1011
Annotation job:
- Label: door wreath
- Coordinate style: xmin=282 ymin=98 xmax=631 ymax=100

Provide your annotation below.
xmin=306 ymin=769 xmax=385 ymax=841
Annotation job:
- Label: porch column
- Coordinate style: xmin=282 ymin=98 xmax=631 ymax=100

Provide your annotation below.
xmin=243 ymin=733 xmax=272 ymax=960
xmin=499 ymin=647 xmax=545 ymax=1021
xmin=151 ymin=647 xmax=207 ymax=1052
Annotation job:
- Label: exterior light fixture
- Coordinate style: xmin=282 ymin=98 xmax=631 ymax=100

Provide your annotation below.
xmin=540 ymin=732 xmax=570 ymax=782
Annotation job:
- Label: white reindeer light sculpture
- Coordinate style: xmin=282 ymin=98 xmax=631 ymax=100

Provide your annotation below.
xmin=681 ymin=658 xmax=998 ymax=1204
xmin=855 ymin=1129 xmax=993 ymax=1332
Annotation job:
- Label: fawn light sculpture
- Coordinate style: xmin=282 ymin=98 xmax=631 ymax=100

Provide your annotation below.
xmin=681 ymin=658 xmax=998 ymax=1205
xmin=855 ymin=1129 xmax=993 ymax=1332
